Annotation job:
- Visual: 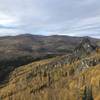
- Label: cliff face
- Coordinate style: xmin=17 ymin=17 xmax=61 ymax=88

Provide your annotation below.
xmin=0 ymin=38 xmax=100 ymax=100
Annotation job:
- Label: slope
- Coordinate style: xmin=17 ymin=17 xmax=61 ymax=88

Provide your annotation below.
xmin=0 ymin=39 xmax=100 ymax=100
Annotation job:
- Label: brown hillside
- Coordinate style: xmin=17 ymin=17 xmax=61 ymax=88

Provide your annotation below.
xmin=0 ymin=48 xmax=100 ymax=100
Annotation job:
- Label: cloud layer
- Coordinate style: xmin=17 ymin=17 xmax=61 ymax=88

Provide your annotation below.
xmin=0 ymin=0 xmax=100 ymax=38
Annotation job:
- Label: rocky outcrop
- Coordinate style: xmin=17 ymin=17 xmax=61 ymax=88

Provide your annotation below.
xmin=74 ymin=37 xmax=97 ymax=58
xmin=75 ymin=56 xmax=100 ymax=74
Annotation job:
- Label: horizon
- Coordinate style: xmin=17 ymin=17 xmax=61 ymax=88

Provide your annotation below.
xmin=0 ymin=33 xmax=99 ymax=39
xmin=0 ymin=0 xmax=100 ymax=38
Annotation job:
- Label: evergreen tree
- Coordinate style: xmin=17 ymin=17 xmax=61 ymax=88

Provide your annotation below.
xmin=82 ymin=86 xmax=87 ymax=100
xmin=88 ymin=86 xmax=94 ymax=100
xmin=82 ymin=86 xmax=94 ymax=100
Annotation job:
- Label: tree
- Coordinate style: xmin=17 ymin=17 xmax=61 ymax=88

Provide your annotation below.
xmin=82 ymin=85 xmax=94 ymax=100
xmin=82 ymin=86 xmax=87 ymax=100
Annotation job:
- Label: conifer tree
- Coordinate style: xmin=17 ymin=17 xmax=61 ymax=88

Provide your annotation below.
xmin=82 ymin=86 xmax=87 ymax=100
xmin=82 ymin=86 xmax=94 ymax=100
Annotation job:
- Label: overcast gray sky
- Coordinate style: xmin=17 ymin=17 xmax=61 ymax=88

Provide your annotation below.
xmin=0 ymin=0 xmax=100 ymax=38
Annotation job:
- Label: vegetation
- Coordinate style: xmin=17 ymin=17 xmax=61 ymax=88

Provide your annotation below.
xmin=82 ymin=86 xmax=94 ymax=100
xmin=0 ymin=36 xmax=99 ymax=100
xmin=0 ymin=48 xmax=99 ymax=100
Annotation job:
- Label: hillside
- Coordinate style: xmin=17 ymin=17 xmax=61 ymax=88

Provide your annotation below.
xmin=0 ymin=34 xmax=98 ymax=60
xmin=0 ymin=34 xmax=99 ymax=67
xmin=0 ymin=37 xmax=100 ymax=100
xmin=0 ymin=34 xmax=99 ymax=84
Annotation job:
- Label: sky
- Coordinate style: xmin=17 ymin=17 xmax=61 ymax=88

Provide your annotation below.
xmin=0 ymin=0 xmax=100 ymax=38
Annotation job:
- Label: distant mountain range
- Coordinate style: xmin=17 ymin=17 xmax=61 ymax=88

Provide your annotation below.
xmin=0 ymin=34 xmax=100 ymax=100
xmin=0 ymin=34 xmax=99 ymax=59
xmin=0 ymin=34 xmax=99 ymax=84
xmin=0 ymin=34 xmax=99 ymax=65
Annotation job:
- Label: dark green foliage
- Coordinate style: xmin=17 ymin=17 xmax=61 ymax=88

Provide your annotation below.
xmin=82 ymin=86 xmax=87 ymax=100
xmin=82 ymin=86 xmax=94 ymax=100
xmin=0 ymin=96 xmax=2 ymax=100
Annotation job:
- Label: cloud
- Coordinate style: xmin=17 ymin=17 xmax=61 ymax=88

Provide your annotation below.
xmin=0 ymin=0 xmax=100 ymax=38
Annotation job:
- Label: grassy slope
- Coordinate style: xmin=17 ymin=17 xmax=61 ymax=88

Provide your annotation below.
xmin=0 ymin=35 xmax=99 ymax=86
xmin=0 ymin=51 xmax=100 ymax=100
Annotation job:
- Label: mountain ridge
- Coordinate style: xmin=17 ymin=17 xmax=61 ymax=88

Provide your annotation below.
xmin=0 ymin=37 xmax=99 ymax=100
xmin=0 ymin=34 xmax=99 ymax=84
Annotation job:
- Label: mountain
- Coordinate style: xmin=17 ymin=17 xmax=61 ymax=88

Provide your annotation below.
xmin=0 ymin=34 xmax=99 ymax=83
xmin=0 ymin=35 xmax=100 ymax=100
xmin=0 ymin=34 xmax=98 ymax=61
